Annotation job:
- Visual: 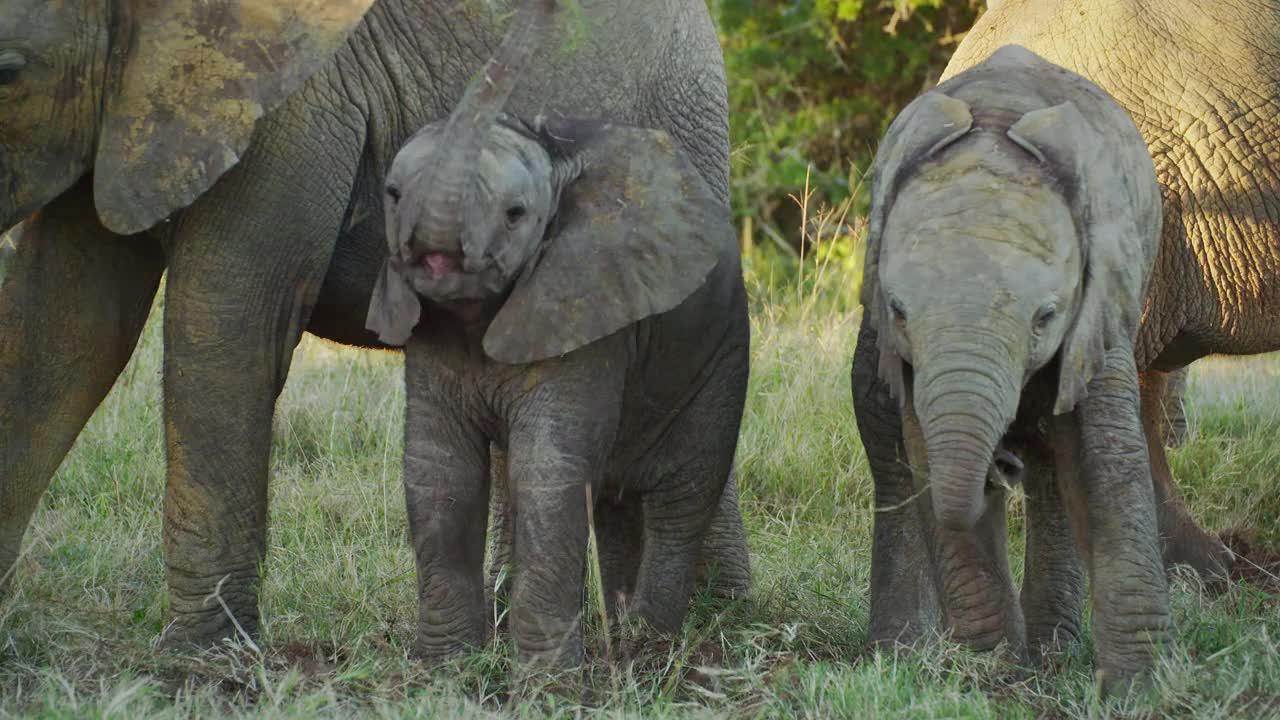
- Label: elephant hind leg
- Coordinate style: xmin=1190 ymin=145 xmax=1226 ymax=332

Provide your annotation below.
xmin=1139 ymin=370 xmax=1233 ymax=578
xmin=1017 ymin=435 xmax=1085 ymax=665
xmin=694 ymin=466 xmax=752 ymax=599
xmin=593 ymin=495 xmax=644 ymax=624
xmin=485 ymin=444 xmax=513 ymax=633
xmin=0 ymin=180 xmax=165 ymax=596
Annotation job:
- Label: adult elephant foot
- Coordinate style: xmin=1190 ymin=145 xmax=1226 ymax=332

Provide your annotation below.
xmin=1140 ymin=371 xmax=1233 ymax=579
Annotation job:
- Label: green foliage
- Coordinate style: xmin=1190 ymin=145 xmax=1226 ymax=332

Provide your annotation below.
xmin=716 ymin=0 xmax=984 ymax=240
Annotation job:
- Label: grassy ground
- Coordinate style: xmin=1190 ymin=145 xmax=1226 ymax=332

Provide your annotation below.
xmin=3 ymin=255 xmax=1280 ymax=718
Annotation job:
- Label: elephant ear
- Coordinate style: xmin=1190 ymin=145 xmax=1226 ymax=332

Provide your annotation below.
xmin=863 ymin=92 xmax=973 ymax=402
xmin=482 ymin=118 xmax=732 ymax=364
xmin=366 ymin=259 xmax=423 ymax=347
xmin=1007 ymin=101 xmax=1159 ymax=414
xmin=94 ymin=0 xmax=375 ymax=234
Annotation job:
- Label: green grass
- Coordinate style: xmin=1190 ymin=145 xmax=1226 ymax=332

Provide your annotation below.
xmin=3 ymin=254 xmax=1280 ymax=718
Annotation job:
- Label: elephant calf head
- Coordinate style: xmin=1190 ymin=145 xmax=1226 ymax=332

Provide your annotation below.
xmin=366 ymin=1 xmax=729 ymax=363
xmin=862 ymin=46 xmax=1159 ymax=530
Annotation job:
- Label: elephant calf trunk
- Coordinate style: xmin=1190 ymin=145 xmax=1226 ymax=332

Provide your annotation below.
xmin=918 ymin=384 xmax=1012 ymax=531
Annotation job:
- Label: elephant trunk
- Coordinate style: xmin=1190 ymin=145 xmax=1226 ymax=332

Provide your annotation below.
xmin=418 ymin=0 xmax=557 ymax=254
xmin=914 ymin=346 xmax=1019 ymax=531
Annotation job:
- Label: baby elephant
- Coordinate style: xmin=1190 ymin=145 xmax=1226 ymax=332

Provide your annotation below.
xmin=365 ymin=3 xmax=748 ymax=674
xmin=857 ymin=45 xmax=1169 ymax=691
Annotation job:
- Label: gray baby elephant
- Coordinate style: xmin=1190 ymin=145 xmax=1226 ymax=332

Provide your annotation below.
xmin=366 ymin=2 xmax=749 ymax=672
xmin=855 ymin=45 xmax=1169 ymax=691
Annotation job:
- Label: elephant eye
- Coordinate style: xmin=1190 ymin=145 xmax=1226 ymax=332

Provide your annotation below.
xmin=1033 ymin=304 xmax=1058 ymax=333
xmin=0 ymin=50 xmax=26 ymax=85
xmin=505 ymin=205 xmax=527 ymax=226
xmin=385 ymin=183 xmax=401 ymax=203
xmin=889 ymin=298 xmax=907 ymax=324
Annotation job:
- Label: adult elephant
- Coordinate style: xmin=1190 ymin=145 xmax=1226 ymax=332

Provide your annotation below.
xmin=0 ymin=0 xmax=750 ymax=646
xmin=853 ymin=0 xmax=1269 ymax=648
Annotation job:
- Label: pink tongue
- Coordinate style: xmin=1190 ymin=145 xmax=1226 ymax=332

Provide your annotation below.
xmin=423 ymin=253 xmax=460 ymax=278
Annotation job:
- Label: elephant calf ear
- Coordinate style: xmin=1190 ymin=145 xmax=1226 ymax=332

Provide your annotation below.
xmin=1007 ymin=101 xmax=1159 ymax=414
xmin=366 ymin=261 xmax=422 ymax=347
xmin=482 ymin=121 xmax=733 ymax=364
xmin=94 ymin=0 xmax=375 ymax=235
xmin=863 ymin=91 xmax=973 ymax=403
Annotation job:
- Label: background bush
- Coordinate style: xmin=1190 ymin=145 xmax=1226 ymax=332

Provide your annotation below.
xmin=715 ymin=0 xmax=986 ymax=275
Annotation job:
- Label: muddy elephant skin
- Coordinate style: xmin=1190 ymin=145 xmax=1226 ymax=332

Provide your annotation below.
xmin=0 ymin=0 xmax=751 ymax=647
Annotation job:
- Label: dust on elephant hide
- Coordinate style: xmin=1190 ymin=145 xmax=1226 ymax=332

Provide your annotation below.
xmin=855 ymin=45 xmax=1169 ymax=692
xmin=0 ymin=0 xmax=751 ymax=649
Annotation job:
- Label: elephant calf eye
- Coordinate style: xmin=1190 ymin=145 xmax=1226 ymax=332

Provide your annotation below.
xmin=889 ymin=298 xmax=907 ymax=324
xmin=0 ymin=50 xmax=25 ymax=85
xmin=385 ymin=183 xmax=401 ymax=203
xmin=505 ymin=205 xmax=527 ymax=225
xmin=1033 ymin=304 xmax=1058 ymax=332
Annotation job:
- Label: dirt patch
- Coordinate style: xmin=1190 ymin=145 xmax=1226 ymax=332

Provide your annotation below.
xmin=278 ymin=641 xmax=349 ymax=678
xmin=1220 ymin=529 xmax=1280 ymax=593
xmin=1235 ymin=689 xmax=1280 ymax=716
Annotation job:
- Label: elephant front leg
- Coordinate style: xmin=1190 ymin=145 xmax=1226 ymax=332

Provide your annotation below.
xmin=852 ymin=324 xmax=941 ymax=647
xmin=158 ymin=129 xmax=359 ymax=645
xmin=403 ymin=354 xmax=490 ymax=658
xmin=506 ymin=381 xmax=621 ymax=674
xmin=1016 ymin=436 xmax=1085 ymax=664
xmin=896 ymin=380 xmax=1024 ymax=658
xmin=0 ymin=180 xmax=165 ymax=595
xmin=694 ymin=466 xmax=752 ymax=600
xmin=932 ymin=486 xmax=1026 ymax=659
xmin=1063 ymin=349 xmax=1171 ymax=693
xmin=1139 ymin=370 xmax=1232 ymax=578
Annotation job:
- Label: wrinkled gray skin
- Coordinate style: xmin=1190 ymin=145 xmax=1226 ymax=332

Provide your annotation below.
xmin=945 ymin=0 xmax=1278 ymax=583
xmin=384 ymin=117 xmax=747 ymax=669
xmin=855 ymin=46 xmax=1169 ymax=691
xmin=857 ymin=0 xmax=1280 ymax=681
xmin=363 ymin=2 xmax=748 ymax=671
xmin=0 ymin=0 xmax=750 ymax=648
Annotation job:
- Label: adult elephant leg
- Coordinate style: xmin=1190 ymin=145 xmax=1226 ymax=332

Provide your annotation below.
xmin=1060 ymin=349 xmax=1170 ymax=694
xmin=1139 ymin=370 xmax=1232 ymax=578
xmin=159 ymin=108 xmax=362 ymax=645
xmin=694 ymin=466 xmax=752 ymax=599
xmin=1159 ymin=366 xmax=1190 ymax=448
xmin=1017 ymin=434 xmax=1085 ymax=665
xmin=0 ymin=180 xmax=164 ymax=592
xmin=852 ymin=323 xmax=941 ymax=647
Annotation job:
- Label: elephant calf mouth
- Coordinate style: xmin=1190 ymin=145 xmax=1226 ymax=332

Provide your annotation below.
xmin=422 ymin=252 xmax=464 ymax=278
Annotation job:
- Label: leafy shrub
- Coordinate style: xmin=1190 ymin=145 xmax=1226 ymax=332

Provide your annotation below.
xmin=715 ymin=0 xmax=985 ymax=249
